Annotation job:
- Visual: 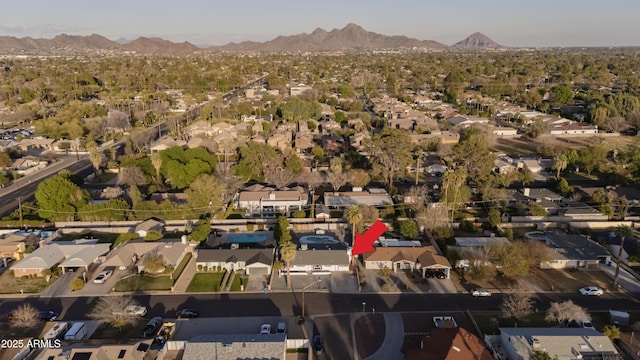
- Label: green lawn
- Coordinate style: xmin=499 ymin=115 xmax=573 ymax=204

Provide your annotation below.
xmin=91 ymin=172 xmax=118 ymax=183
xmin=229 ymin=274 xmax=248 ymax=292
xmin=186 ymin=272 xmax=225 ymax=292
xmin=114 ymin=274 xmax=173 ymax=292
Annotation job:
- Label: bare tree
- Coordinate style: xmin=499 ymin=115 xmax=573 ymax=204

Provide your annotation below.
xmin=501 ymin=284 xmax=534 ymax=321
xmin=325 ymin=170 xmax=348 ymax=193
xmin=88 ymin=295 xmax=142 ymax=331
xmin=405 ymin=185 xmax=429 ymax=212
xmin=117 ymin=166 xmax=147 ymax=187
xmin=141 ymin=248 xmax=166 ymax=273
xmin=545 ymin=300 xmax=590 ymax=327
xmin=415 ymin=204 xmax=449 ymax=231
xmin=264 ymin=164 xmax=294 ymax=190
xmin=10 ymin=304 xmax=39 ymax=329
xmin=215 ymin=162 xmax=244 ymax=205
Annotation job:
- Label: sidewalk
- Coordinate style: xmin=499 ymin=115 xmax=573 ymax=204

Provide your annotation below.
xmin=171 ymin=252 xmax=197 ymax=293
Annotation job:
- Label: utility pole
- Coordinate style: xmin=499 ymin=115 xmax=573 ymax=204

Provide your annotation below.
xmin=18 ymin=196 xmax=23 ymax=228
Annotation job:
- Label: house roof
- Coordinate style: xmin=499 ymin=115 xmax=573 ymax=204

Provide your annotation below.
xmin=546 ymin=234 xmax=610 ymax=261
xmin=183 ymin=333 xmax=286 ymax=360
xmin=102 ymin=240 xmax=186 ymax=268
xmin=134 ymin=219 xmax=165 ymax=233
xmin=59 ymin=244 xmax=111 ymax=268
xmin=238 ymin=185 xmax=308 ymax=202
xmin=12 ymin=241 xmax=108 ymax=270
xmin=454 ymin=237 xmax=510 ymax=247
xmin=363 ymin=246 xmax=451 ymax=268
xmin=324 ymin=189 xmax=393 ymax=208
xmin=149 ymin=192 xmax=188 ymax=205
xmin=11 ymin=244 xmax=65 ymax=270
xmin=196 ymin=249 xmax=274 ymax=265
xmin=499 ymin=327 xmax=617 ymax=359
xmin=290 ymin=249 xmax=350 ymax=267
xmin=404 ymin=327 xmax=493 ymax=360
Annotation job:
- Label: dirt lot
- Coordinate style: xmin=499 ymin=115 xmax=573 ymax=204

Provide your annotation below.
xmin=493 ymin=134 xmax=634 ymax=156
xmin=454 ymin=268 xmax=615 ymax=294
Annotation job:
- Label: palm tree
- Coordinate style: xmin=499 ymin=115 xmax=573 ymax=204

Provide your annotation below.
xmin=343 ymin=205 xmax=363 ymax=245
xmin=151 ymin=152 xmax=162 ymax=183
xmin=280 ymin=241 xmax=297 ymax=289
xmin=614 ymin=225 xmax=634 ymax=288
xmin=86 ymin=141 xmax=102 ymax=176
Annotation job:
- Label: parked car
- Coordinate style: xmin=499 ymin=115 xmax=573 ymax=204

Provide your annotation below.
xmin=176 ymin=309 xmax=199 ymax=319
xmin=38 ymin=310 xmax=59 ymax=321
xmin=434 ymin=271 xmax=446 ymax=279
xmin=579 ymin=318 xmax=595 ymax=330
xmin=313 ymin=335 xmax=324 ymax=355
xmin=471 ymin=288 xmax=491 ymax=297
xmin=260 ymin=324 xmax=271 ymax=334
xmin=93 ymin=270 xmax=113 ymax=284
xmin=579 ymin=286 xmax=604 ymax=296
xmin=276 ymin=321 xmax=286 ymax=334
xmin=113 ymin=305 xmax=147 ymax=317
xmin=143 ymin=317 xmax=163 ymax=337
xmin=0 ymin=257 xmax=14 ymax=267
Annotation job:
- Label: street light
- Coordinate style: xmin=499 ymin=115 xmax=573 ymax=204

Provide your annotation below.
xmin=362 ymin=302 xmax=366 ymax=312
xmin=301 ymin=280 xmax=323 ymax=319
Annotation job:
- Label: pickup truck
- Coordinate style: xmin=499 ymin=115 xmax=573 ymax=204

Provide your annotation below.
xmin=113 ymin=305 xmax=147 ymax=317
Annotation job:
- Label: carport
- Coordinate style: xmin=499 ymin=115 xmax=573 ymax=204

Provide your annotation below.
xmin=58 ymin=244 xmax=110 ymax=273
xmin=418 ymin=252 xmax=452 ymax=279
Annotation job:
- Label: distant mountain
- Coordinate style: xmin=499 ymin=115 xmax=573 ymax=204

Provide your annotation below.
xmin=121 ymin=37 xmax=200 ymax=54
xmin=0 ymin=33 xmax=119 ymax=51
xmin=211 ymin=23 xmax=448 ymax=52
xmin=453 ymin=32 xmax=503 ymax=49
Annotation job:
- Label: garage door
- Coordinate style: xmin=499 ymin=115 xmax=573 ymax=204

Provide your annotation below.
xmin=248 ymin=267 xmax=269 ymax=276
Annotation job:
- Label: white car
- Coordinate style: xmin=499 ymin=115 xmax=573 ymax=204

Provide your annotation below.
xmin=113 ymin=305 xmax=148 ymax=317
xmin=260 ymin=324 xmax=271 ymax=334
xmin=471 ymin=288 xmax=491 ymax=297
xmin=579 ymin=286 xmax=604 ymax=296
xmin=93 ymin=270 xmax=113 ymax=284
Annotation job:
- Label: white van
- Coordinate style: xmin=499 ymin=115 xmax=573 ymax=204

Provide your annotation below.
xmin=579 ymin=318 xmax=595 ymax=330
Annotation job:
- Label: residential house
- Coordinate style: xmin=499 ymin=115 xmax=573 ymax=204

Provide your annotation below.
xmin=363 ymin=246 xmax=451 ymax=278
xmin=294 ymin=131 xmax=314 ymax=152
xmin=150 ymin=137 xmax=186 ymax=153
xmin=186 ymin=137 xmax=217 ymax=153
xmin=314 ymin=204 xmax=331 ymax=219
xmin=196 ymin=248 xmax=274 ymax=275
xmin=492 ymin=126 xmax=518 ymax=136
xmin=11 ymin=240 xmax=110 ymax=277
xmin=0 ymin=139 xmax=18 ymax=153
xmin=540 ymin=233 xmax=611 ymax=269
xmin=36 ymin=342 xmax=151 ymax=360
xmin=560 ymin=202 xmax=607 ymax=220
xmin=102 ymin=239 xmax=189 ymax=272
xmin=290 ymin=84 xmax=313 ymax=96
xmin=266 ymin=132 xmax=292 ymax=153
xmin=0 ymin=234 xmax=28 ymax=260
xmin=550 ymin=122 xmax=598 ymax=135
xmin=149 ymin=192 xmax=189 ymax=206
xmin=319 ymin=119 xmax=341 ymax=134
xmin=322 ymin=135 xmax=345 ymax=153
xmin=134 ymin=219 xmax=165 ymax=237
xmin=235 ymin=184 xmax=308 ymax=217
xmin=185 ymin=120 xmax=216 ymax=137
xmin=349 ymin=131 xmax=371 ymax=151
xmin=12 ymin=156 xmax=47 ymax=175
xmin=409 ymin=131 xmax=460 ymax=146
xmin=182 ymin=334 xmax=287 ymax=360
xmin=324 ymin=188 xmax=393 ymax=209
xmin=494 ymin=158 xmax=516 ymax=174
xmin=448 ymin=237 xmax=511 ymax=269
xmin=288 ymin=246 xmax=350 ymax=275
xmin=18 ymin=138 xmax=55 ymax=152
xmin=404 ymin=327 xmax=493 ymax=360
xmin=487 ymin=328 xmax=617 ymax=360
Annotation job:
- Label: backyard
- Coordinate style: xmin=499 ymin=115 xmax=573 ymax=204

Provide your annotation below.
xmin=186 ymin=272 xmax=225 ymax=292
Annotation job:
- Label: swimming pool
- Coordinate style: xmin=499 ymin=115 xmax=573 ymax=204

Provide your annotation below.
xmin=299 ymin=235 xmax=340 ymax=244
xmin=226 ymin=233 xmax=270 ymax=243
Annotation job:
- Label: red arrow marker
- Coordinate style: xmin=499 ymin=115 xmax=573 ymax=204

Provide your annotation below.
xmin=352 ymin=220 xmax=388 ymax=256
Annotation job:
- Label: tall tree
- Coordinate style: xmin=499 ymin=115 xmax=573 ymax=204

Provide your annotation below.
xmin=344 ymin=205 xmax=363 ymax=245
xmin=501 ymin=284 xmax=534 ymax=321
xmin=185 ymin=174 xmax=226 ymax=218
xmin=614 ymin=225 xmax=634 ymax=287
xmin=365 ymin=128 xmax=413 ymax=191
xmin=325 ymin=170 xmax=348 ymax=193
xmin=280 ymin=241 xmax=297 ymax=289
xmin=545 ymin=300 xmax=590 ymax=327
xmin=35 ymin=171 xmax=89 ymax=221
xmin=151 ymin=152 xmax=163 ymax=183
xmin=86 ymin=140 xmax=102 ymax=176
xmin=88 ymin=295 xmax=143 ymax=332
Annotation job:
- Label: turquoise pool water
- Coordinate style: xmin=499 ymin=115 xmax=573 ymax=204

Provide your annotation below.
xmin=300 ymin=235 xmax=340 ymax=244
xmin=226 ymin=233 xmax=270 ymax=243
xmin=525 ymin=231 xmax=550 ymax=241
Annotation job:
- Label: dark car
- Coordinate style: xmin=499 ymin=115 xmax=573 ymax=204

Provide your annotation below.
xmin=38 ymin=310 xmax=59 ymax=321
xmin=313 ymin=335 xmax=324 ymax=355
xmin=143 ymin=317 xmax=163 ymax=338
xmin=176 ymin=309 xmax=199 ymax=319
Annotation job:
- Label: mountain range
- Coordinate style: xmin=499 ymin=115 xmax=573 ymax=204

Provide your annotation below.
xmin=0 ymin=24 xmax=502 ymax=54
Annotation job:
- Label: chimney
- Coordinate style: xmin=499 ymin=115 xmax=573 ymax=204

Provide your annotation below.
xmin=531 ymin=337 xmax=541 ymax=349
xmin=523 ymin=187 xmax=530 ymax=197
xmin=268 ymin=191 xmax=276 ymax=200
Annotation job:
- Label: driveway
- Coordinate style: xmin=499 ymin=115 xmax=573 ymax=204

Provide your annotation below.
xmin=40 ymin=272 xmax=75 ymax=298
xmin=330 ymin=273 xmax=358 ymax=293
xmin=74 ymin=267 xmax=123 ymax=296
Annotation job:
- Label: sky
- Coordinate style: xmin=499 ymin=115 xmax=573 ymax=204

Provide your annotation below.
xmin=1 ymin=0 xmax=639 ymax=47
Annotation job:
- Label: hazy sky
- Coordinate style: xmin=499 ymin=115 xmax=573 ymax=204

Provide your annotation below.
xmin=1 ymin=0 xmax=638 ymax=47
